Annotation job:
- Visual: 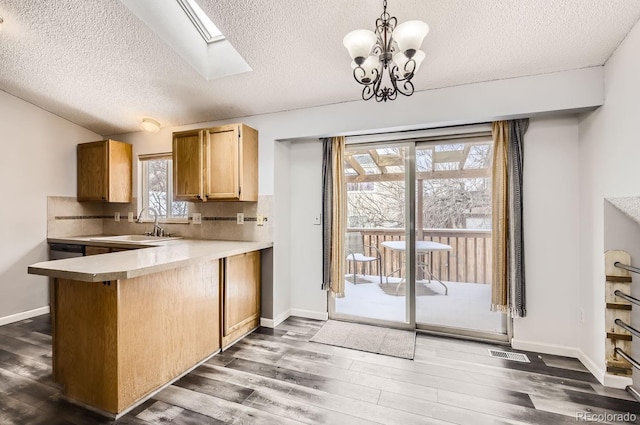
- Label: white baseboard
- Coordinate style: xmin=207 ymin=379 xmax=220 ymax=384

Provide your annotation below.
xmin=511 ymin=338 xmax=632 ymax=389
xmin=0 ymin=306 xmax=50 ymax=327
xmin=260 ymin=309 xmax=291 ymax=329
xmin=260 ymin=317 xmax=275 ymax=328
xmin=290 ymin=309 xmax=328 ymax=321
xmin=576 ymin=348 xmax=632 ymax=389
xmin=511 ymin=338 xmax=579 ymax=358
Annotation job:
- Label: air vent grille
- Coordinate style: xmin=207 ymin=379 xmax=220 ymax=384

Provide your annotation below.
xmin=488 ymin=349 xmax=530 ymax=363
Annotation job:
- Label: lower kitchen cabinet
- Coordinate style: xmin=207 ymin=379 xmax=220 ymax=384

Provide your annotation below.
xmin=221 ymin=251 xmax=261 ymax=349
xmin=52 ymin=260 xmax=221 ymax=414
xmin=84 ymin=246 xmax=111 ymax=256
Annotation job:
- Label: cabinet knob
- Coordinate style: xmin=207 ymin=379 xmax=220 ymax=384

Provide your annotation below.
xmin=196 ymin=195 xmax=201 ymax=200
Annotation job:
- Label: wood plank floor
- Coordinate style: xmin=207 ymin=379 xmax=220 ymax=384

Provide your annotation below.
xmin=0 ymin=314 xmax=638 ymax=424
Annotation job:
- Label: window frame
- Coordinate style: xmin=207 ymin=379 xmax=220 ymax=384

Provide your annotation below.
xmin=139 ymin=153 xmax=189 ymax=224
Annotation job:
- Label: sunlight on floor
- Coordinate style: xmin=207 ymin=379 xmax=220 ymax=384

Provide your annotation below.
xmin=335 ymin=275 xmax=506 ymax=334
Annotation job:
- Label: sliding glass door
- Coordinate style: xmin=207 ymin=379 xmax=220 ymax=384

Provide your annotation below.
xmin=331 ymin=143 xmax=413 ymax=328
xmin=414 ymin=137 xmax=507 ymax=340
xmin=330 ymin=134 xmax=508 ymax=341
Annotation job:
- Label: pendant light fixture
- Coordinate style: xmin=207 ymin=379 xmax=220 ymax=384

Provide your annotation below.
xmin=343 ymin=0 xmax=428 ymax=102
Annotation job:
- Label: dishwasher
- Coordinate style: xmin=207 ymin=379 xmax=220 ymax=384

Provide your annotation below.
xmin=49 ymin=243 xmax=85 ymax=260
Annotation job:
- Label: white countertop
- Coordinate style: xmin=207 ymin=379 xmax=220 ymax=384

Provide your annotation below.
xmin=29 ymin=237 xmax=273 ymax=282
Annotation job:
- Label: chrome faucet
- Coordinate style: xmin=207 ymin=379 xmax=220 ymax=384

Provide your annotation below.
xmin=136 ymin=207 xmax=164 ymax=237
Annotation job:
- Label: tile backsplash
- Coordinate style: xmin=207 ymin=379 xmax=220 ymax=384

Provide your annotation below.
xmin=48 ymin=196 xmax=273 ymax=242
xmin=47 ymin=196 xmax=106 ymax=238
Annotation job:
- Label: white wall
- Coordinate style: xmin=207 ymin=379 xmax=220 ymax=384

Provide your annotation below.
xmin=283 ymin=117 xmax=584 ymax=339
xmin=578 ymin=18 xmax=640 ymax=386
xmin=0 ymin=90 xmax=100 ymax=322
xmin=272 ymin=139 xmax=292 ymax=324
xmin=511 ymin=116 xmax=581 ymax=352
xmin=110 ymin=67 xmax=604 ymax=330
xmin=288 ymin=139 xmax=326 ymax=319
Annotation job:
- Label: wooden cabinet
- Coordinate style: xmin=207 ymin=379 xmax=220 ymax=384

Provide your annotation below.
xmin=221 ymin=251 xmax=260 ymax=348
xmin=77 ymin=139 xmax=132 ymax=203
xmin=173 ymin=130 xmax=204 ymax=201
xmin=84 ymin=245 xmax=140 ymax=255
xmin=172 ymin=123 xmax=258 ymax=202
xmin=84 ymin=246 xmax=111 ymax=256
xmin=53 ymin=260 xmax=220 ymax=414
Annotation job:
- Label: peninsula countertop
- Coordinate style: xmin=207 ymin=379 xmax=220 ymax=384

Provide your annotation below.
xmin=29 ymin=237 xmax=273 ymax=282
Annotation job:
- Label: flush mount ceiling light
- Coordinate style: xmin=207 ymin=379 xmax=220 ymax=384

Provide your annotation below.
xmin=141 ymin=117 xmax=161 ymax=132
xmin=343 ymin=0 xmax=428 ymax=102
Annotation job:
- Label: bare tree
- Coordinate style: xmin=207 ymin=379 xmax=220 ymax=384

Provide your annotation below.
xmin=146 ymin=160 xmax=187 ymax=218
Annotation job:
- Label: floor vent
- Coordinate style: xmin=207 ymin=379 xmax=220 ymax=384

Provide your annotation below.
xmin=488 ymin=349 xmax=530 ymax=363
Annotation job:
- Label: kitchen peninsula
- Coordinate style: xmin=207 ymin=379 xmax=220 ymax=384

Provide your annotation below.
xmin=28 ymin=238 xmax=272 ymax=417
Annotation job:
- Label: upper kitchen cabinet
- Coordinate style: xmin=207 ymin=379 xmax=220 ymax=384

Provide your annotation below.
xmin=77 ymin=139 xmax=132 ymax=203
xmin=173 ymin=129 xmax=205 ymax=201
xmin=173 ymin=123 xmax=258 ymax=202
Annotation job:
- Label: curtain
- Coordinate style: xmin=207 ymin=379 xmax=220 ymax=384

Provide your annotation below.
xmin=491 ymin=121 xmax=509 ymax=313
xmin=321 ymin=136 xmax=347 ymax=297
xmin=491 ymin=119 xmax=529 ymax=317
xmin=509 ymin=119 xmax=528 ymax=317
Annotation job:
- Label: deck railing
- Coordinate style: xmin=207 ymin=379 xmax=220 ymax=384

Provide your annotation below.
xmin=348 ymin=228 xmax=492 ymax=284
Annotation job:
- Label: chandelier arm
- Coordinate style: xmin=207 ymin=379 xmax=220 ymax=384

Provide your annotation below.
xmin=391 ymin=64 xmax=415 ymax=97
xmin=401 ymin=58 xmax=417 ymax=80
xmin=352 ymin=66 xmax=366 ymax=85
xmin=390 ymin=63 xmax=415 ymax=97
xmin=373 ymin=70 xmax=387 ymax=102
xmin=353 ymin=66 xmax=373 ymax=86
xmin=362 ymin=85 xmax=376 ymax=101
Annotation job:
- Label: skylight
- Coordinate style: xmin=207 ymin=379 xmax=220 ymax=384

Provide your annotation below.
xmin=176 ymin=0 xmax=224 ymax=44
xmin=120 ymin=0 xmax=251 ymax=80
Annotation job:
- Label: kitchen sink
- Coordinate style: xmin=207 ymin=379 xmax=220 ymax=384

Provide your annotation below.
xmin=89 ymin=235 xmax=182 ymax=244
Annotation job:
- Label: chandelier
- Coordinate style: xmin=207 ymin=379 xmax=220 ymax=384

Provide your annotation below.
xmin=343 ymin=0 xmax=428 ymax=102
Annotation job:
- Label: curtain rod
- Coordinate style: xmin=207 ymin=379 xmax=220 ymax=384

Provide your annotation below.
xmin=345 ymin=123 xmax=492 ymax=145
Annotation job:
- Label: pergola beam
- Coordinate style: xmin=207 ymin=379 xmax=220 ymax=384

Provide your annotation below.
xmin=345 ymin=168 xmax=490 ymax=183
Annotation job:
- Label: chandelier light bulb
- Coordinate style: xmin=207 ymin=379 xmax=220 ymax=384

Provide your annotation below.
xmin=393 ymin=20 xmax=429 ymax=56
xmin=343 ymin=29 xmax=377 ymax=64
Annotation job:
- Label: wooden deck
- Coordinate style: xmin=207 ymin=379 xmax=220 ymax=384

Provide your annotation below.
xmin=350 ymin=228 xmax=492 ymax=284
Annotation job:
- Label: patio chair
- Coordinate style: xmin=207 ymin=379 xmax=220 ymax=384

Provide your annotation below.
xmin=345 ymin=232 xmax=382 ymax=284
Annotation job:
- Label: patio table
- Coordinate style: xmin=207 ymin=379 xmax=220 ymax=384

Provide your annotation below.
xmin=381 ymin=240 xmax=452 ymax=295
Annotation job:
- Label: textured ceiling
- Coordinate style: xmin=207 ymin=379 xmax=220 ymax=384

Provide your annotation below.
xmin=1 ymin=0 xmax=639 ymax=136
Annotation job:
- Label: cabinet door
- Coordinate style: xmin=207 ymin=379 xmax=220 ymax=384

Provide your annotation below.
xmin=238 ymin=124 xmax=259 ymax=202
xmin=107 ymin=141 xmax=132 ymax=203
xmin=85 ymin=246 xmax=111 ymax=256
xmin=205 ymin=125 xmax=240 ymax=200
xmin=77 ymin=141 xmax=108 ymax=201
xmin=223 ymin=251 xmax=260 ymax=339
xmin=173 ymin=130 xmax=204 ymax=201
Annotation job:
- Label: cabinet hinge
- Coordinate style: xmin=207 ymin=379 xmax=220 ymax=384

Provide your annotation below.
xmin=239 ymin=186 xmax=242 ymax=196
